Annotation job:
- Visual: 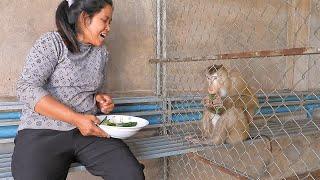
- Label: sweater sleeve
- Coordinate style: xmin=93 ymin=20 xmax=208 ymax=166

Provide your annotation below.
xmin=16 ymin=32 xmax=60 ymax=110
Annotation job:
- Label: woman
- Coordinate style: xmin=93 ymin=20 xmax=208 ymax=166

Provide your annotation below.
xmin=11 ymin=0 xmax=145 ymax=179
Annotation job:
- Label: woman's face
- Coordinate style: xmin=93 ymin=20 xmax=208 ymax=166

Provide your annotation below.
xmin=78 ymin=4 xmax=113 ymax=46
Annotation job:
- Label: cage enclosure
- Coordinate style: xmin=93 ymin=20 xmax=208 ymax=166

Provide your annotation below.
xmin=148 ymin=0 xmax=320 ymax=179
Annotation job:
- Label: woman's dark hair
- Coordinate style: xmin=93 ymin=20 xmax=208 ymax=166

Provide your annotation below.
xmin=56 ymin=0 xmax=113 ymax=53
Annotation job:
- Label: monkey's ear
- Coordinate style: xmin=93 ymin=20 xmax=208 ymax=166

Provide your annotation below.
xmin=207 ymin=64 xmax=223 ymax=75
xmin=215 ymin=64 xmax=223 ymax=70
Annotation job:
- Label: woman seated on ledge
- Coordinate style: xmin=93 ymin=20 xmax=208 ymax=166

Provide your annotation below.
xmin=12 ymin=0 xmax=145 ymax=179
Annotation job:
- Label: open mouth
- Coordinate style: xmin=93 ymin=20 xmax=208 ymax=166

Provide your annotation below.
xmin=100 ymin=32 xmax=107 ymax=39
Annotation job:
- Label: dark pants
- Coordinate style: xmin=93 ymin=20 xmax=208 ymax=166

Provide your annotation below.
xmin=11 ymin=129 xmax=145 ymax=180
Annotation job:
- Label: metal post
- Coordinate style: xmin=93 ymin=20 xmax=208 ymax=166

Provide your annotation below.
xmin=156 ymin=0 xmax=169 ymax=179
xmin=161 ymin=0 xmax=169 ymax=179
xmin=156 ymin=0 xmax=162 ymax=96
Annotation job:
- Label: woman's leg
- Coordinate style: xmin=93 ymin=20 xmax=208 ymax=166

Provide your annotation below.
xmin=74 ymin=130 xmax=145 ymax=180
xmin=11 ymin=129 xmax=75 ymax=180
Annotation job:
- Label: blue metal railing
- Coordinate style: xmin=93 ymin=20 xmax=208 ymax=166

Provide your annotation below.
xmin=0 ymin=94 xmax=320 ymax=138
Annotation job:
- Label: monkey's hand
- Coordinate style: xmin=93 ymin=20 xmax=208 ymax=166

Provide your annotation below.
xmin=202 ymin=95 xmax=223 ymax=109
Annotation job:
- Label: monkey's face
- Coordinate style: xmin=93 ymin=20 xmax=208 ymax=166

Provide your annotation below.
xmin=206 ymin=73 xmax=224 ymax=95
xmin=206 ymin=65 xmax=228 ymax=97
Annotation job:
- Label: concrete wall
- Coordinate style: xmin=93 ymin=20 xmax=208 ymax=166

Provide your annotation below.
xmin=0 ymin=0 xmax=156 ymax=98
xmin=0 ymin=0 xmax=60 ymax=97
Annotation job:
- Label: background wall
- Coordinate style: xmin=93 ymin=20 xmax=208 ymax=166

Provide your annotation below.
xmin=0 ymin=0 xmax=156 ymax=98
xmin=1 ymin=0 xmax=320 ymax=97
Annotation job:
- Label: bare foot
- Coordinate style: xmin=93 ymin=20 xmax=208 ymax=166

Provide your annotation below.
xmin=185 ymin=135 xmax=215 ymax=146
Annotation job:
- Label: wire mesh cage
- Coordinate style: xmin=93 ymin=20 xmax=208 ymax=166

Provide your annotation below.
xmin=151 ymin=0 xmax=320 ymax=179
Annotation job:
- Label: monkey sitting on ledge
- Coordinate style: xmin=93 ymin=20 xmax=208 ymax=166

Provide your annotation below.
xmin=199 ymin=64 xmax=258 ymax=145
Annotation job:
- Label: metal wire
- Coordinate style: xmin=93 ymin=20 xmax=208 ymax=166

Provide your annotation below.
xmin=154 ymin=0 xmax=320 ymax=179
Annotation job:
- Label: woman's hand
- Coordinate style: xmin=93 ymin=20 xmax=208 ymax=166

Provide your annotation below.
xmin=95 ymin=93 xmax=114 ymax=114
xmin=73 ymin=113 xmax=110 ymax=138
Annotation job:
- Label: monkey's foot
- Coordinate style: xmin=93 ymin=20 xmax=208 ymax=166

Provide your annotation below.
xmin=185 ymin=135 xmax=202 ymax=144
xmin=185 ymin=135 xmax=214 ymax=146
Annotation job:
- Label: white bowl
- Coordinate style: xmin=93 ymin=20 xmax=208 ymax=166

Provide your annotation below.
xmin=97 ymin=115 xmax=149 ymax=139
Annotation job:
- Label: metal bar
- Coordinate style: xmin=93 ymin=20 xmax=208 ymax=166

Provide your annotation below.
xmin=134 ymin=143 xmax=206 ymax=158
xmin=0 ymin=172 xmax=12 ymax=179
xmin=112 ymin=104 xmax=162 ymax=112
xmin=49 ymin=91 xmax=320 ymax=103
xmin=0 ymin=100 xmax=317 ymax=120
xmin=0 ymin=157 xmax=11 ymax=164
xmin=156 ymin=0 xmax=162 ymax=96
xmin=166 ymin=90 xmax=320 ymax=100
xmin=1 ymin=91 xmax=319 ymax=110
xmin=125 ymin=134 xmax=190 ymax=144
xmin=136 ymin=146 xmax=206 ymax=160
xmin=155 ymin=0 xmax=169 ymax=178
xmin=130 ymin=142 xmax=197 ymax=158
xmin=0 ymin=154 xmax=12 ymax=159
xmin=113 ymin=96 xmax=162 ymax=104
xmin=112 ymin=110 xmax=164 ymax=117
xmin=0 ymin=139 xmax=13 ymax=144
xmin=0 ymin=121 xmax=19 ymax=127
xmin=149 ymin=47 xmax=320 ymax=63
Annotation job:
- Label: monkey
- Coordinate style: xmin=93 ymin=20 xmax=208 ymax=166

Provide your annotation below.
xmin=200 ymin=64 xmax=259 ymax=145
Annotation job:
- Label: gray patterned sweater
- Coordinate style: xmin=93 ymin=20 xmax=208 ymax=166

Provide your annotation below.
xmin=16 ymin=32 xmax=108 ymax=131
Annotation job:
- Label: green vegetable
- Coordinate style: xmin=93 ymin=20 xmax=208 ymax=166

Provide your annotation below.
xmin=101 ymin=118 xmax=137 ymax=127
xmin=105 ymin=120 xmax=116 ymax=126
xmin=120 ymin=122 xmax=138 ymax=127
xmin=209 ymin=94 xmax=216 ymax=100
xmin=215 ymin=107 xmax=223 ymax=114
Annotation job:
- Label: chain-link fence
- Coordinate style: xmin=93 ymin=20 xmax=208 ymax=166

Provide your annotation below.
xmin=151 ymin=0 xmax=320 ymax=179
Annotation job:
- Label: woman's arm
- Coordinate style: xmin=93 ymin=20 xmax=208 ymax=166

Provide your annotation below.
xmin=35 ymin=95 xmax=108 ymax=137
